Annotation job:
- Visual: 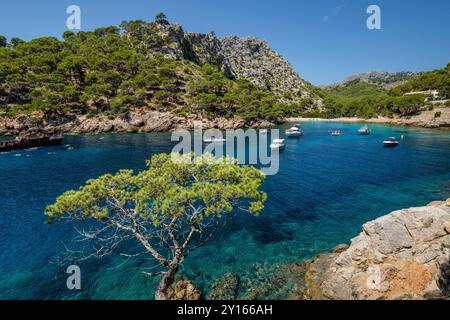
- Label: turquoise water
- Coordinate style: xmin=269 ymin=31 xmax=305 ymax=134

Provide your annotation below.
xmin=0 ymin=122 xmax=449 ymax=299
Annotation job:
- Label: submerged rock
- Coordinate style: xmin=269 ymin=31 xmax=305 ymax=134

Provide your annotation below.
xmin=207 ymin=273 xmax=240 ymax=300
xmin=304 ymin=199 xmax=450 ymax=300
xmin=167 ymin=280 xmax=201 ymax=301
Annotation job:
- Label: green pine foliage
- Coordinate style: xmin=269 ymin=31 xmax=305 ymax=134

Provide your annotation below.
xmin=319 ymin=64 xmax=449 ymax=119
xmin=0 ymin=20 xmax=298 ymax=122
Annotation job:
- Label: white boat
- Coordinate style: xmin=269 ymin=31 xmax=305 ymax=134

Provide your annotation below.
xmin=260 ymin=129 xmax=268 ymax=134
xmin=358 ymin=126 xmax=371 ymax=135
xmin=383 ymin=137 xmax=399 ymax=147
xmin=203 ymin=137 xmax=226 ymax=143
xmin=286 ymin=126 xmax=303 ymax=137
xmin=331 ymin=130 xmax=341 ymax=136
xmin=270 ymin=139 xmax=285 ymax=149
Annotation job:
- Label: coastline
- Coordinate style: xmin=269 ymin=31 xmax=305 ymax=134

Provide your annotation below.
xmin=286 ymin=106 xmax=450 ymax=129
xmin=205 ymin=199 xmax=450 ymax=300
xmin=1 ymin=107 xmax=449 ymax=137
xmin=301 ymin=199 xmax=450 ymax=300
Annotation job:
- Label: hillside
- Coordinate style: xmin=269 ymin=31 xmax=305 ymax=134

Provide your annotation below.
xmin=343 ymin=71 xmax=419 ymax=89
xmin=0 ymin=14 xmax=321 ymax=133
xmin=318 ymin=64 xmax=450 ymax=119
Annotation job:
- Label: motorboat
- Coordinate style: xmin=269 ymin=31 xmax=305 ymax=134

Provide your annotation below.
xmin=286 ymin=126 xmax=303 ymax=137
xmin=260 ymin=129 xmax=269 ymax=134
xmin=358 ymin=125 xmax=371 ymax=135
xmin=203 ymin=137 xmax=226 ymax=143
xmin=383 ymin=137 xmax=399 ymax=147
xmin=331 ymin=130 xmax=341 ymax=136
xmin=270 ymin=139 xmax=285 ymax=149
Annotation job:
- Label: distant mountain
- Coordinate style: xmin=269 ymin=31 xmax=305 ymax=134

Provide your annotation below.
xmin=324 ymin=71 xmax=421 ymax=90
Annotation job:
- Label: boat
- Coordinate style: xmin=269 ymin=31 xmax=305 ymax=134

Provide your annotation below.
xmin=203 ymin=137 xmax=226 ymax=144
xmin=270 ymin=139 xmax=285 ymax=149
xmin=260 ymin=129 xmax=268 ymax=134
xmin=358 ymin=125 xmax=371 ymax=135
xmin=331 ymin=130 xmax=341 ymax=136
xmin=0 ymin=131 xmax=63 ymax=152
xmin=286 ymin=126 xmax=303 ymax=138
xmin=383 ymin=137 xmax=399 ymax=147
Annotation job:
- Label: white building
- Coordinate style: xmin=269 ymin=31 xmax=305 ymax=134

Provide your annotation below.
xmin=404 ymin=90 xmax=439 ymax=101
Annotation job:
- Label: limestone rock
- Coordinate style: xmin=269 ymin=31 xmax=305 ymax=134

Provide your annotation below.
xmin=221 ymin=36 xmax=318 ymax=106
xmin=167 ymin=280 xmax=201 ymax=301
xmin=305 ymin=200 xmax=450 ymax=300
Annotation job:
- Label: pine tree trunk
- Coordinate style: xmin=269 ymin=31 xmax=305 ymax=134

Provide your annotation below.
xmin=155 ymin=257 xmax=182 ymax=300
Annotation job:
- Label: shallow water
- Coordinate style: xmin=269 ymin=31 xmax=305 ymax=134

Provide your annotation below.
xmin=0 ymin=122 xmax=449 ymax=299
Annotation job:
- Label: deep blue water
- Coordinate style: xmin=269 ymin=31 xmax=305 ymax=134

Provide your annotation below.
xmin=0 ymin=122 xmax=449 ymax=299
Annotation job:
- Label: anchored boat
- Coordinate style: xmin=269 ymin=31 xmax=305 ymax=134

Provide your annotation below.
xmin=286 ymin=126 xmax=303 ymax=138
xmin=270 ymin=139 xmax=285 ymax=149
xmin=358 ymin=125 xmax=371 ymax=135
xmin=203 ymin=137 xmax=226 ymax=143
xmin=331 ymin=130 xmax=341 ymax=136
xmin=383 ymin=137 xmax=399 ymax=147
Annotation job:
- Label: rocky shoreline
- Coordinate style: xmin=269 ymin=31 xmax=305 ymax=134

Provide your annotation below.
xmin=1 ymin=106 xmax=449 ymax=137
xmin=203 ymin=200 xmax=450 ymax=300
xmin=0 ymin=109 xmax=274 ymax=136
xmin=303 ymin=199 xmax=450 ymax=300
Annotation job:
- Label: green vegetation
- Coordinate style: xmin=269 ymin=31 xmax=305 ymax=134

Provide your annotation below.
xmin=0 ymin=13 xmax=448 ymax=122
xmin=320 ymin=63 xmax=450 ymax=119
xmin=0 ymin=17 xmax=298 ymax=122
xmin=45 ymin=153 xmax=266 ymax=300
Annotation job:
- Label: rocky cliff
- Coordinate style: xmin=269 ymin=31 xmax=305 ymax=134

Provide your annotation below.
xmin=304 ymin=199 xmax=450 ymax=300
xmin=0 ymin=109 xmax=274 ymax=136
xmin=128 ymin=20 xmax=316 ymax=105
xmin=221 ymin=36 xmax=312 ymax=104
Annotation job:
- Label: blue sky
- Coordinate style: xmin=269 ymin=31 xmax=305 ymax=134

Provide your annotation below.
xmin=0 ymin=0 xmax=449 ymax=84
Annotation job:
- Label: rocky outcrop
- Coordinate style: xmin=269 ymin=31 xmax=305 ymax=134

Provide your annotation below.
xmin=122 ymin=20 xmax=318 ymax=106
xmin=221 ymin=36 xmax=315 ymax=105
xmin=167 ymin=280 xmax=201 ymax=300
xmin=304 ymin=199 xmax=450 ymax=300
xmin=207 ymin=273 xmax=241 ymax=300
xmin=0 ymin=109 xmax=274 ymax=135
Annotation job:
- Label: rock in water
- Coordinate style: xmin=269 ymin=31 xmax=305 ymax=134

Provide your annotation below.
xmin=167 ymin=280 xmax=201 ymax=300
xmin=207 ymin=273 xmax=241 ymax=300
xmin=304 ymin=200 xmax=450 ymax=300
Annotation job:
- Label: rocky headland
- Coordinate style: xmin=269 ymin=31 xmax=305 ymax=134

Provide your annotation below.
xmin=206 ymin=200 xmax=450 ymax=300
xmin=303 ymin=199 xmax=450 ymax=300
xmin=0 ymin=109 xmax=274 ymax=136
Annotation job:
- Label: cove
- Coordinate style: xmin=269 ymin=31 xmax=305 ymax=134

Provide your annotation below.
xmin=0 ymin=122 xmax=449 ymax=299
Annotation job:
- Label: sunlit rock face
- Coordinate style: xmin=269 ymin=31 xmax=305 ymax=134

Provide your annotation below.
xmin=125 ymin=20 xmax=320 ymax=107
xmin=305 ymin=199 xmax=450 ymax=300
xmin=221 ymin=36 xmax=314 ymax=105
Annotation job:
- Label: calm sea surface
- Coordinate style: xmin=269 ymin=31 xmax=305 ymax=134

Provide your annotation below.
xmin=0 ymin=122 xmax=449 ymax=299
